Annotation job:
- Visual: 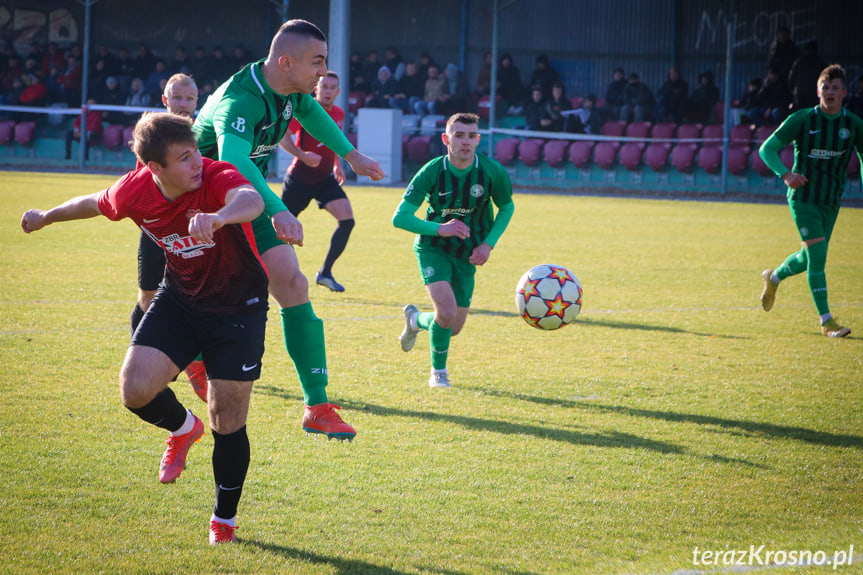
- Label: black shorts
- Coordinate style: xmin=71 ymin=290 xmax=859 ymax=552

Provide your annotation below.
xmin=131 ymin=289 xmax=267 ymax=381
xmin=281 ymin=174 xmax=347 ymax=216
xmin=138 ymin=231 xmax=166 ymax=291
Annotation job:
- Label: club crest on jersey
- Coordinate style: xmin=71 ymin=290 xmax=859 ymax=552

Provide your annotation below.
xmin=839 ymin=128 xmax=850 ymax=140
xmin=231 ymin=117 xmax=247 ymax=133
xmin=470 ymin=184 xmax=484 ymax=197
xmin=283 ymin=100 xmax=293 ymax=122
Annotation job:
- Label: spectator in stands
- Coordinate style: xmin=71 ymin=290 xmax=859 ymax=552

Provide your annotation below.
xmin=767 ymin=26 xmax=800 ymax=82
xmin=64 ymin=99 xmax=102 ymax=160
xmin=545 ymin=82 xmax=571 ymax=132
xmin=474 ymin=51 xmax=493 ymax=99
xmin=115 ymin=47 xmax=134 ymax=81
xmin=88 ymin=57 xmax=112 ymax=97
xmin=41 ymin=42 xmax=65 ymax=76
xmin=734 ymin=77 xmax=762 ymax=125
xmin=414 ymin=63 xmax=448 ymax=116
xmin=390 ymin=60 xmax=424 ymax=112
xmin=124 ymin=77 xmax=151 ymax=124
xmin=788 ymin=41 xmax=826 ymax=111
xmin=97 ymin=76 xmax=127 ymax=125
xmin=437 ymin=63 xmax=471 ymax=117
xmin=384 ymin=46 xmax=405 ymax=80
xmin=418 ymin=51 xmax=437 ymax=80
xmin=144 ymin=60 xmax=170 ymax=102
xmin=747 ymin=67 xmax=792 ymax=127
xmin=44 ymin=64 xmax=63 ymax=104
xmin=4 ymin=77 xmax=26 ymax=114
xmin=170 ymin=46 xmax=191 ymax=75
xmin=524 ymin=85 xmax=551 ymax=131
xmin=603 ymin=67 xmax=627 ymax=121
xmin=349 ymin=51 xmax=368 ymax=93
xmin=362 ymin=50 xmax=381 ymax=89
xmin=366 ymin=65 xmax=398 ymax=108
xmin=189 ymin=46 xmax=211 ymax=84
xmin=1 ymin=55 xmax=22 ymax=92
xmin=654 ymin=66 xmax=688 ymax=123
xmin=131 ymin=44 xmax=156 ymax=80
xmin=209 ymin=46 xmax=235 ymax=84
xmin=567 ymin=94 xmax=602 ymax=134
xmin=92 ymin=45 xmax=117 ymax=76
xmin=620 ymin=72 xmax=654 ymax=122
xmin=232 ymin=45 xmax=249 ymax=70
xmin=686 ymin=70 xmax=719 ymax=123
xmin=847 ymin=75 xmax=863 ymax=118
xmin=529 ymin=54 xmax=560 ymax=101
xmin=497 ymin=53 xmax=523 ymax=114
xmin=57 ymin=53 xmax=83 ymax=105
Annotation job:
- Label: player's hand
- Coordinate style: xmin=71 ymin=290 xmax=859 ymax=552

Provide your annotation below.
xmin=782 ymin=172 xmax=808 ymax=189
xmin=469 ymin=242 xmax=492 ymax=266
xmin=21 ymin=209 xmax=49 ymax=234
xmin=334 ymin=161 xmax=346 ymax=186
xmin=188 ymin=213 xmax=224 ymax=243
xmin=437 ymin=219 xmax=470 ymax=239
xmin=300 ymin=151 xmax=322 ymax=168
xmin=272 ymin=210 xmax=304 ymax=246
xmin=345 ymin=149 xmax=385 ymax=181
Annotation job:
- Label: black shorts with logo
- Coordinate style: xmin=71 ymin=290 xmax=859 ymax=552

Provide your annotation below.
xmin=281 ymin=174 xmax=347 ymax=216
xmin=131 ymin=289 xmax=267 ymax=381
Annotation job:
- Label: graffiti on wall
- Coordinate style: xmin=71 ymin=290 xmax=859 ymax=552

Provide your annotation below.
xmin=0 ymin=6 xmax=78 ymax=55
xmin=696 ymin=8 xmax=816 ymax=51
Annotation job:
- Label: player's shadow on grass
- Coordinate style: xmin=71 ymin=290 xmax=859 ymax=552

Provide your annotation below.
xmin=474 ymin=389 xmax=863 ymax=450
xmin=575 ymin=316 xmax=748 ymax=339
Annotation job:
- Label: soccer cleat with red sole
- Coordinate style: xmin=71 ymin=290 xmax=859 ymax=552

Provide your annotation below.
xmin=209 ymin=520 xmax=237 ymax=544
xmin=302 ymin=403 xmax=356 ymax=441
xmin=159 ymin=415 xmax=205 ymax=484
xmin=185 ymin=360 xmax=208 ymax=402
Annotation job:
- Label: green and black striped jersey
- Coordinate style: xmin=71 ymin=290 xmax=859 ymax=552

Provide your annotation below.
xmin=402 ymin=153 xmax=513 ymax=260
xmin=760 ymin=106 xmax=863 ymax=205
xmin=193 ymin=60 xmax=352 ymax=178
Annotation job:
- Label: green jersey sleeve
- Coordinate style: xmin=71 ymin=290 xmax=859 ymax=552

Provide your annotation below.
xmin=392 ymin=161 xmax=441 ymax=235
xmin=759 ymin=110 xmax=806 ymax=177
xmin=219 ymin=133 xmax=288 ymax=217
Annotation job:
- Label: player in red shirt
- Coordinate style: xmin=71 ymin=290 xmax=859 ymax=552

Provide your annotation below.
xmin=21 ymin=112 xmax=266 ymax=545
xmin=279 ymin=71 xmax=354 ymax=292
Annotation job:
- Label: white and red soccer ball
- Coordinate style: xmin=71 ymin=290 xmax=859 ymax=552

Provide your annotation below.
xmin=515 ymin=264 xmax=582 ymax=330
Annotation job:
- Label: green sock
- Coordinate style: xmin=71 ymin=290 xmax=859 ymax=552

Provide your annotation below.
xmin=429 ymin=320 xmax=452 ymax=371
xmin=416 ymin=311 xmax=435 ymax=331
xmin=775 ymin=249 xmax=807 ymax=281
xmin=280 ymin=302 xmax=328 ymax=406
xmin=805 ymin=241 xmax=830 ymax=316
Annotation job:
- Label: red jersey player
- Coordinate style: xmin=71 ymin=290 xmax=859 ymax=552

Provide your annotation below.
xmin=21 ymin=112 xmax=266 ymax=544
xmin=279 ymin=71 xmax=355 ymax=292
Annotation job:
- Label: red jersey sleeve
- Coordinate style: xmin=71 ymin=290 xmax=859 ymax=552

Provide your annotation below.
xmin=289 ymin=118 xmax=302 ymax=135
xmin=201 ymin=160 xmax=254 ymax=205
xmin=96 ymin=171 xmax=138 ymax=221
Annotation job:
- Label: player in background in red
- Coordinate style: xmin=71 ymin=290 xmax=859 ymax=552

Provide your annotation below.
xmin=22 ymin=112 xmax=268 ymax=544
xmin=279 ymin=71 xmax=354 ymax=292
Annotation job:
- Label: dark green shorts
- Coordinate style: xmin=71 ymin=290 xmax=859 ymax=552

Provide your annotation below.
xmin=788 ymin=201 xmax=839 ymax=243
xmin=415 ymin=247 xmax=476 ymax=308
xmin=251 ymin=212 xmax=283 ymax=255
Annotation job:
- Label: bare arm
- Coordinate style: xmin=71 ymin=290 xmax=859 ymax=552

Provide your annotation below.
xmin=21 ymin=193 xmax=102 ymax=234
xmin=187 ymin=185 xmax=264 ymax=243
xmin=278 ymin=130 xmax=321 ymax=168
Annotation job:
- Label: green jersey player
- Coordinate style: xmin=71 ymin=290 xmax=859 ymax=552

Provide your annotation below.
xmin=393 ymin=113 xmax=515 ymax=388
xmin=759 ymin=64 xmax=863 ymax=337
xmin=193 ymin=19 xmax=384 ymax=437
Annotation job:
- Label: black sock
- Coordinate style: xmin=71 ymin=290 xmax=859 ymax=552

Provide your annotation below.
xmin=130 ymin=303 xmax=145 ymax=340
xmin=126 ymin=387 xmax=187 ymax=431
xmin=212 ymin=426 xmax=250 ymax=521
xmin=321 ymin=218 xmax=354 ymax=276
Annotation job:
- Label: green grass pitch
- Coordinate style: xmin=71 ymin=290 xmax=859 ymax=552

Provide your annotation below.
xmin=1 ymin=170 xmax=861 ymax=574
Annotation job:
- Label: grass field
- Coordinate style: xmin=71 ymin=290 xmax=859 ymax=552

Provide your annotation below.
xmin=1 ymin=170 xmax=861 ymax=575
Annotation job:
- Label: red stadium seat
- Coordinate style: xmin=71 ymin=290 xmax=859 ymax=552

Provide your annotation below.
xmin=651 ymin=122 xmax=676 ymax=140
xmin=14 ymin=121 xmax=35 ymax=146
xmin=102 ymin=124 xmax=125 ymax=151
xmin=780 ymin=146 xmax=795 ymax=170
xmin=625 ymin=121 xmax=651 ymax=139
xmin=122 ymin=125 xmax=134 ymax=150
xmin=676 ymin=123 xmax=703 ymax=141
xmin=402 ymin=133 xmax=410 ymax=157
xmin=518 ymin=138 xmax=545 ymax=166
xmin=494 ymin=137 xmax=519 ymax=165
xmin=568 ymin=140 xmax=595 ymax=169
xmin=730 ymin=124 xmax=754 ymax=147
xmin=569 ymin=97 xmax=584 ymax=109
xmin=347 ymin=91 xmax=365 ymax=114
xmin=727 ymin=146 xmax=750 ymax=175
xmin=645 ymin=143 xmax=670 ymax=171
xmin=406 ymin=135 xmax=432 ymax=163
xmin=848 ymin=152 xmax=860 ymax=177
xmin=593 ymin=141 xmax=619 ymax=169
xmin=600 ymin=120 xmax=626 ymax=137
xmin=595 ymin=96 xmax=607 ymax=108
xmin=702 ymin=124 xmax=724 ymax=143
xmin=477 ymin=95 xmax=500 ymax=121
xmin=697 ymin=145 xmax=722 ymax=173
xmin=0 ymin=120 xmax=14 ymax=146
xmin=346 ymin=132 xmax=358 ymax=148
xmin=619 ymin=142 xmax=645 ymax=170
xmin=542 ymin=139 xmax=569 ymax=168
xmin=670 ymin=143 xmax=698 ymax=173
xmin=753 ymin=125 xmax=775 ymax=144
xmin=712 ymin=100 xmax=725 ymax=123
xmin=750 ymin=149 xmax=773 ymax=176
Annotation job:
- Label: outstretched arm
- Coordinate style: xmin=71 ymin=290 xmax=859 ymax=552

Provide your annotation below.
xmin=21 ymin=193 xmax=102 ymax=234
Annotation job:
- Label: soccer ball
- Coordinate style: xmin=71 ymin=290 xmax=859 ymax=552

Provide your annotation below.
xmin=515 ymin=264 xmax=582 ymax=330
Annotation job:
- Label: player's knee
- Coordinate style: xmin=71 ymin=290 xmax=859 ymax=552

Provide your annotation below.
xmin=337 ymin=217 xmax=355 ymax=232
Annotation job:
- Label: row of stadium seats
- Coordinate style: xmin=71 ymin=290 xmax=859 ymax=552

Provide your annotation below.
xmin=0 ymin=120 xmax=36 ymax=148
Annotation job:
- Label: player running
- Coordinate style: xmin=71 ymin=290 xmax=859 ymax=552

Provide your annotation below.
xmin=279 ymin=71 xmax=354 ymax=292
xmin=759 ymin=64 xmax=863 ymax=337
xmin=22 ymin=112 xmax=266 ymax=544
xmin=393 ymin=113 xmax=515 ymax=388
xmin=193 ymin=19 xmax=384 ymax=439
